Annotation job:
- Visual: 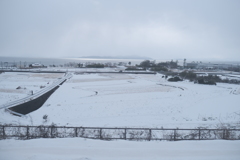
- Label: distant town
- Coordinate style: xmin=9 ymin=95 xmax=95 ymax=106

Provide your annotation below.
xmin=1 ymin=58 xmax=239 ymax=72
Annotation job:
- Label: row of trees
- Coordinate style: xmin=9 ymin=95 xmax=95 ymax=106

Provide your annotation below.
xmin=174 ymin=71 xmax=240 ymax=85
xmin=139 ymin=60 xmax=178 ymax=68
xmin=85 ymin=63 xmax=105 ymax=68
xmin=133 ymin=60 xmax=179 ymax=72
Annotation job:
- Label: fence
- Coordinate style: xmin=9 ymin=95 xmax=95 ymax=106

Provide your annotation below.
xmin=1 ymin=125 xmax=240 ymax=141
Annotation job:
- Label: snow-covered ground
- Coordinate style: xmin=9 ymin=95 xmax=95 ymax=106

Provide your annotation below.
xmin=219 ymin=74 xmax=240 ymax=80
xmin=0 ymin=138 xmax=240 ymax=160
xmin=0 ymin=72 xmax=64 ymax=105
xmin=0 ymin=72 xmax=64 ymax=106
xmin=1 ymin=71 xmax=239 ymax=129
xmin=1 ymin=70 xmax=240 ymax=160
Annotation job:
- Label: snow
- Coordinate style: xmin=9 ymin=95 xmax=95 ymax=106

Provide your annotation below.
xmin=1 ymin=71 xmax=239 ymax=129
xmin=219 ymin=74 xmax=240 ymax=80
xmin=0 ymin=72 xmax=64 ymax=106
xmin=0 ymin=138 xmax=240 ymax=160
xmin=1 ymin=69 xmax=240 ymax=160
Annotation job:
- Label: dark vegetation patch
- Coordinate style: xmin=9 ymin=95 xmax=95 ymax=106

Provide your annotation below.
xmin=168 ymin=77 xmax=183 ymax=82
xmin=125 ymin=67 xmax=146 ymax=71
xmin=137 ymin=60 xmax=178 ymax=71
xmin=179 ymin=71 xmax=197 ymax=82
xmin=197 ymin=79 xmax=216 ymax=85
xmin=179 ymin=71 xmax=240 ymax=85
xmin=86 ymin=63 xmax=104 ymax=68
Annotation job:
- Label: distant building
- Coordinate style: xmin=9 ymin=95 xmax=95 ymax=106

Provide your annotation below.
xmin=197 ymin=63 xmax=234 ymax=70
xmin=186 ymin=62 xmax=198 ymax=69
xmin=183 ymin=60 xmax=238 ymax=70
xmin=29 ymin=63 xmax=45 ymax=68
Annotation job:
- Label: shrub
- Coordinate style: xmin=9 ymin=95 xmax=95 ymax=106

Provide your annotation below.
xmin=42 ymin=115 xmax=48 ymax=123
xmin=168 ymin=77 xmax=183 ymax=82
xmin=179 ymin=71 xmax=197 ymax=81
xmin=150 ymin=67 xmax=168 ymax=72
xmin=197 ymin=79 xmax=216 ymax=85
xmin=86 ymin=63 xmax=104 ymax=68
xmin=125 ymin=67 xmax=145 ymax=71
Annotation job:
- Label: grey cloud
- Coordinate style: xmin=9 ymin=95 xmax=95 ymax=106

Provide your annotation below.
xmin=0 ymin=0 xmax=239 ymax=61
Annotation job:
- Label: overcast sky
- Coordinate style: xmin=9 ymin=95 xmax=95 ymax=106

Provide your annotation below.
xmin=0 ymin=0 xmax=239 ymax=61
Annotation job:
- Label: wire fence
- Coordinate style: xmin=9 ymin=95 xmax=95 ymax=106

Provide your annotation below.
xmin=1 ymin=125 xmax=240 ymax=141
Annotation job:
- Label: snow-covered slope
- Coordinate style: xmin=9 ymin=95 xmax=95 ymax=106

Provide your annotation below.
xmin=0 ymin=72 xmax=64 ymax=106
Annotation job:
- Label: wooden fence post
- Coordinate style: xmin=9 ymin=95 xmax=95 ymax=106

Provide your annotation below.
xmin=149 ymin=129 xmax=152 ymax=141
xmin=75 ymin=128 xmax=78 ymax=137
xmin=50 ymin=126 xmax=53 ymax=138
xmin=223 ymin=130 xmax=226 ymax=139
xmin=99 ymin=128 xmax=102 ymax=139
xmin=124 ymin=129 xmax=127 ymax=140
xmin=225 ymin=129 xmax=229 ymax=140
xmin=174 ymin=129 xmax=176 ymax=141
xmin=2 ymin=126 xmax=5 ymax=139
xmin=26 ymin=126 xmax=29 ymax=139
xmin=199 ymin=129 xmax=201 ymax=140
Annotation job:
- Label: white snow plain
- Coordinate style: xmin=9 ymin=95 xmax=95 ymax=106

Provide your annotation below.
xmin=0 ymin=71 xmax=240 ymax=128
xmin=0 ymin=72 xmax=64 ymax=106
xmin=0 ymin=138 xmax=240 ymax=160
xmin=0 ymin=70 xmax=240 ymax=160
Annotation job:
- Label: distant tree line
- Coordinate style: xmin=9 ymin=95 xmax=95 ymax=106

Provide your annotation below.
xmin=136 ymin=60 xmax=179 ymax=72
xmin=86 ymin=63 xmax=104 ymax=68
xmin=171 ymin=71 xmax=240 ymax=85
xmin=197 ymin=74 xmax=240 ymax=85
xmin=125 ymin=67 xmax=146 ymax=71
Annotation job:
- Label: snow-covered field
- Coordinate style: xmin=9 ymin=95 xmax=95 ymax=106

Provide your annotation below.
xmin=1 ymin=70 xmax=240 ymax=160
xmin=1 ymin=138 xmax=240 ymax=160
xmin=0 ymin=72 xmax=64 ymax=106
xmin=0 ymin=70 xmax=239 ymax=129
